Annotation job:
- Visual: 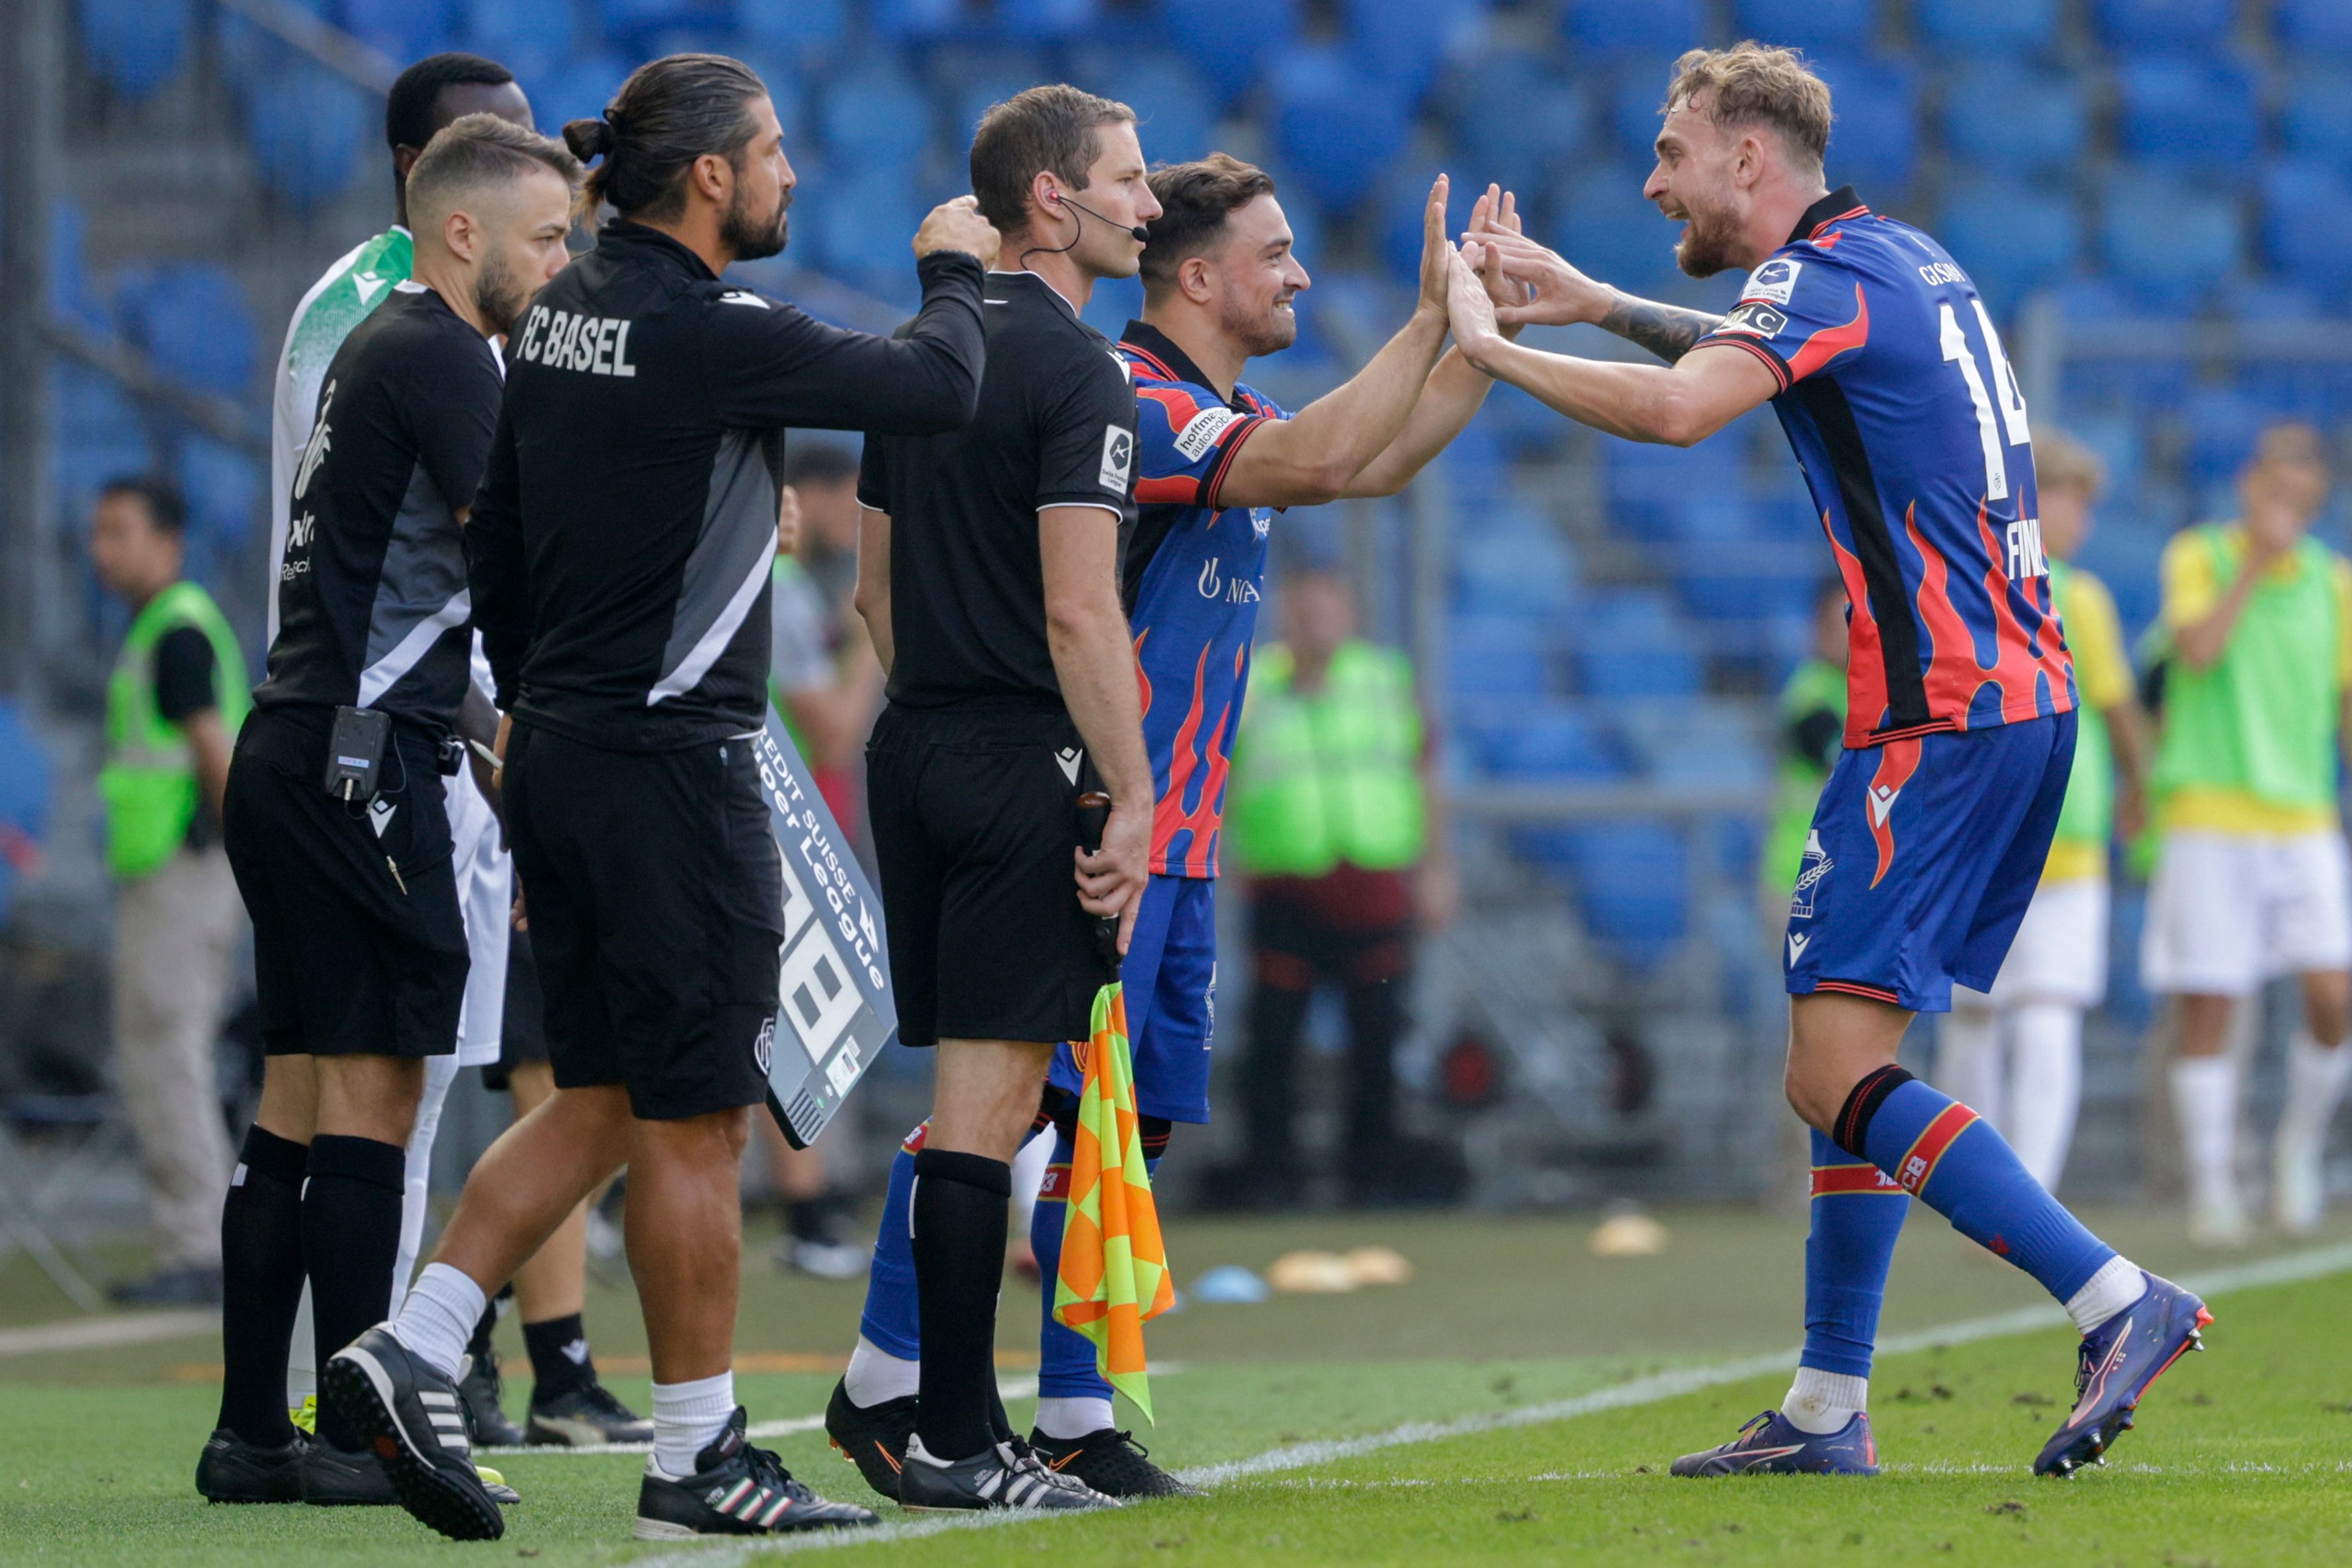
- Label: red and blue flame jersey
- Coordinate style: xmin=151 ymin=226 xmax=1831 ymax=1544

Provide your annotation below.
xmin=1694 ymin=187 xmax=2076 ymax=748
xmin=1117 ymin=321 xmax=1291 ymax=878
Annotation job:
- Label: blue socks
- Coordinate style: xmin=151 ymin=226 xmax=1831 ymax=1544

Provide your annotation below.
xmin=1842 ymin=1067 xmax=2116 ymax=1304
xmin=1800 ymin=1129 xmax=1909 ymax=1378
xmin=856 ymin=1130 xmax=925 ymax=1362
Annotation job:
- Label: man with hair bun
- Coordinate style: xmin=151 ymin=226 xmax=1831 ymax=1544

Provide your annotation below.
xmin=1444 ymin=40 xmax=2211 ymax=1479
xmin=327 ymin=52 xmax=992 ymax=1543
xmin=204 ymin=112 xmax=578 ymax=1509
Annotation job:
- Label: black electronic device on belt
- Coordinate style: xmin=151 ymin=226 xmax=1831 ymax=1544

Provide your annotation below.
xmin=324 ymin=705 xmax=391 ymax=803
xmin=1075 ymin=789 xmax=1121 ymax=973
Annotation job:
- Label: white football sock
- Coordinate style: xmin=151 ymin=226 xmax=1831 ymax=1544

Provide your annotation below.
xmin=2006 ymin=1002 xmax=2083 ymax=1192
xmin=1009 ymin=1127 xmax=1054 ymax=1245
xmin=394 ymin=1055 xmax=461 ymax=1314
xmin=2275 ymin=1029 xmax=2352 ymax=1152
xmin=651 ymin=1371 xmax=736 ymax=1478
xmin=844 ymin=1334 xmax=920 ymax=1408
xmin=1033 ymin=1395 xmax=1115 ymax=1440
xmin=1781 ymin=1367 xmax=1867 ymax=1435
xmin=390 ymin=1261 xmax=486 ymax=1383
xmin=2169 ymin=1054 xmax=2240 ymax=1209
xmin=1937 ymin=1004 xmax=2005 ymax=1131
xmin=2065 ymin=1254 xmax=2148 ymax=1335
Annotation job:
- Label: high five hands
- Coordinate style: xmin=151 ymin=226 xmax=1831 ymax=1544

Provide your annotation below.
xmin=1443 ymin=182 xmax=1537 ymax=366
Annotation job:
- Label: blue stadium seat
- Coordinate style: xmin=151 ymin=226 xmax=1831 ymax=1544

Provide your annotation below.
xmin=2094 ymin=0 xmax=2234 ymax=52
xmin=78 ymin=0 xmax=193 ymax=98
xmin=2098 ymin=169 xmax=2242 ymax=308
xmin=1454 ymin=528 xmax=1579 ymax=618
xmin=944 ymin=54 xmax=1056 ymax=144
xmin=0 ymin=699 xmax=52 ymax=929
xmin=1940 ymin=65 xmax=2086 ymax=176
xmin=117 ymin=266 xmax=256 ymax=396
xmin=46 ymin=201 xmax=112 ymax=341
xmin=1562 ymin=821 xmax=1688 ymax=968
xmin=1447 ymin=622 xmax=1562 ymax=707
xmin=457 ymin=0 xmax=578 ymax=81
xmin=1269 ymin=50 xmax=1408 ymax=210
xmin=801 ymin=173 xmax=929 ymax=293
xmin=178 ymin=437 xmax=262 ymax=552
xmin=1447 ymin=51 xmax=1591 ymax=203
xmin=1468 ymin=702 xmax=1620 ymax=778
xmin=2116 ymin=58 xmax=2258 ymax=173
xmin=737 ymin=0 xmax=848 ymax=60
xmin=1676 ymin=548 xmax=1820 ymax=625
xmin=1549 ymin=166 xmax=1682 ymax=297
xmin=869 ymin=0 xmax=961 ymax=42
xmin=1601 ymin=58 xmax=1678 ymax=163
xmin=1915 ymin=0 xmax=2059 ymax=54
xmin=2181 ymin=386 xmax=2276 ymax=487
xmin=2280 ymin=0 xmax=2352 ymax=52
xmin=524 ymin=52 xmax=632 ymax=138
xmin=1936 ymin=178 xmax=2079 ymax=309
xmin=1154 ymin=0 xmax=1298 ymax=104
xmin=996 ymin=0 xmax=1102 ymax=40
xmin=817 ymin=60 xmax=934 ymax=177
xmin=1088 ymin=52 xmax=1216 ymax=165
xmin=1812 ymin=57 xmax=1917 ymax=193
xmin=1733 ymin=0 xmax=1877 ymax=55
xmin=1564 ymin=0 xmax=1703 ymax=58
xmin=2283 ymin=70 xmax=2352 ymax=171
xmin=336 ymin=0 xmax=454 ymax=62
xmin=246 ymin=64 xmax=366 ymax=208
xmin=1344 ymin=0 xmax=1485 ymax=102
xmin=2262 ymin=160 xmax=2352 ymax=298
xmin=590 ymin=0 xmax=706 ymax=39
xmin=1571 ymin=591 xmax=1701 ymax=698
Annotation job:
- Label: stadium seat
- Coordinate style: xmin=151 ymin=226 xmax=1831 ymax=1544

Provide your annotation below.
xmin=2181 ymin=386 xmax=2275 ymax=489
xmin=524 ymin=52 xmax=632 ymax=138
xmin=2280 ymin=0 xmax=2352 ymax=53
xmin=2098 ymin=169 xmax=2242 ymax=309
xmin=1447 ymin=623 xmax=1563 ymax=708
xmin=1936 ymin=178 xmax=2080 ymax=309
xmin=1269 ymin=50 xmax=1409 ymax=210
xmin=943 ymin=53 xmax=1056 ymax=143
xmin=2094 ymin=0 xmax=2235 ymax=52
xmin=1454 ymin=528 xmax=1580 ymax=619
xmin=0 ymin=699 xmax=52 ymax=930
xmin=335 ymin=0 xmax=455 ymax=63
xmin=76 ymin=0 xmax=193 ymax=99
xmin=817 ymin=60 xmax=934 ymax=177
xmin=1154 ymin=0 xmax=1298 ymax=105
xmin=1915 ymin=0 xmax=2059 ymax=55
xmin=457 ymin=0 xmax=579 ymax=81
xmin=1549 ymin=166 xmax=1682 ymax=298
xmin=2283 ymin=69 xmax=2352 ymax=172
xmin=1733 ymin=0 xmax=1877 ymax=55
xmin=1811 ymin=57 xmax=1917 ymax=193
xmin=2115 ymin=58 xmax=2258 ymax=174
xmin=1561 ymin=821 xmax=1689 ymax=969
xmin=736 ymin=0 xmax=848 ymax=60
xmin=1571 ymin=592 xmax=1703 ymax=699
xmin=177 ymin=437 xmax=262 ymax=553
xmin=1940 ymin=65 xmax=2086 ymax=177
xmin=1342 ymin=0 xmax=1485 ymax=103
xmin=801 ymin=173 xmax=929 ymax=295
xmin=1602 ymin=58 xmax=1679 ymax=164
xmin=2260 ymin=161 xmax=2352 ymax=299
xmin=46 ymin=200 xmax=113 ymax=341
xmin=1087 ymin=52 xmax=1216 ymax=165
xmin=996 ymin=0 xmax=1102 ymax=40
xmin=1446 ymin=50 xmax=1591 ymax=203
xmin=1467 ymin=702 xmax=1622 ymax=779
xmin=868 ymin=0 xmax=961 ymax=42
xmin=244 ymin=64 xmax=366 ymax=208
xmin=1676 ymin=546 xmax=1820 ymax=626
xmin=590 ymin=0 xmax=707 ymax=40
xmin=1563 ymin=0 xmax=1704 ymax=58
xmin=116 ymin=266 xmax=256 ymax=397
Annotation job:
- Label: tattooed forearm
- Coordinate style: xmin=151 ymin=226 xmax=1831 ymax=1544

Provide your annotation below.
xmin=1599 ymin=293 xmax=1723 ymax=364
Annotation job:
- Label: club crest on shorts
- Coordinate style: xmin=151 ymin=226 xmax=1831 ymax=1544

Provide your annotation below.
xmin=752 ymin=1015 xmax=775 ymax=1075
xmin=1791 ymin=828 xmax=1833 ymax=919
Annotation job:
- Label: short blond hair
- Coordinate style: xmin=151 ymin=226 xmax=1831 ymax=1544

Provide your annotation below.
xmin=2035 ymin=430 xmax=2108 ymax=500
xmin=1664 ymin=42 xmax=1832 ymax=174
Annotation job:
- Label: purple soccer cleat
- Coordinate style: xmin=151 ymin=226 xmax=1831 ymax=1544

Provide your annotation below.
xmin=2034 ymin=1270 xmax=2212 ymax=1478
xmin=1672 ymin=1409 xmax=1879 ymax=1476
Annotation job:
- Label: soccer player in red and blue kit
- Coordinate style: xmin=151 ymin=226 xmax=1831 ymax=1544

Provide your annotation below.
xmin=1446 ymin=43 xmax=2211 ymax=1478
xmin=831 ymin=159 xmax=1518 ymax=1499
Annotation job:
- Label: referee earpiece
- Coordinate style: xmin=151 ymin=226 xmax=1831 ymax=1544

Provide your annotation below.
xmin=1051 ymin=188 xmax=1150 ymax=244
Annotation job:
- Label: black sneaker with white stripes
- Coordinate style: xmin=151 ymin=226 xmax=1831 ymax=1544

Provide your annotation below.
xmin=195 ymin=1427 xmax=307 ymax=1503
xmin=528 ymin=1380 xmax=655 ymax=1447
xmin=1026 ymin=1427 xmax=1202 ymax=1498
xmin=322 ymin=1324 xmax=505 ymax=1541
xmin=634 ymin=1406 xmax=878 ymax=1539
xmin=896 ymin=1434 xmax=1121 ymax=1512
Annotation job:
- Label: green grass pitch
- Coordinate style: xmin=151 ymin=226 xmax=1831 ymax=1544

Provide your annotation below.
xmin=7 ymin=1207 xmax=2351 ymax=1565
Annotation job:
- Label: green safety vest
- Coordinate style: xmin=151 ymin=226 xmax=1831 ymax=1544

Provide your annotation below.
xmin=1227 ymin=640 xmax=1425 ymax=876
xmin=2049 ymin=560 xmax=2114 ymax=847
xmin=1762 ymin=657 xmax=1845 ymax=898
xmin=98 ymin=582 xmax=249 ymax=880
xmin=2153 ymin=525 xmax=2344 ymax=812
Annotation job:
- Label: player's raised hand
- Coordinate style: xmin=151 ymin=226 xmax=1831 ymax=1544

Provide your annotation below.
xmin=915 ymin=194 xmax=1001 ymax=269
xmin=1447 ymin=244 xmax=1505 ymax=368
xmin=1466 ymin=226 xmax=1614 ymax=328
xmin=1466 ymin=183 xmax=1531 ymax=333
xmin=1413 ymin=174 xmax=1454 ymax=319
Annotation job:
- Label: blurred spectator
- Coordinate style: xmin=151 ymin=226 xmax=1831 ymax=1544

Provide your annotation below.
xmin=1204 ymin=569 xmax=1461 ymax=1210
xmin=90 ymin=476 xmax=248 ymax=1305
xmin=1761 ymin=577 xmax=1848 ymax=934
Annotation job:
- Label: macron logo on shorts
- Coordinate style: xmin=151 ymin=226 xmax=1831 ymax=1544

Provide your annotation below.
xmin=1787 ymin=931 xmax=1811 ymax=967
xmin=1056 ymin=747 xmax=1083 ymax=786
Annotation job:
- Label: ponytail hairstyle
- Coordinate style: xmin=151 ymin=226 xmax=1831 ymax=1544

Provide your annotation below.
xmin=562 ymin=53 xmax=768 ymax=224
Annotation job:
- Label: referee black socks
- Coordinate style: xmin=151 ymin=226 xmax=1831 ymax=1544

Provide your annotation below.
xmin=216 ymin=1125 xmax=309 ymax=1447
xmin=301 ymin=1133 xmax=407 ymax=1453
xmin=910 ymin=1148 xmax=1012 ymax=1462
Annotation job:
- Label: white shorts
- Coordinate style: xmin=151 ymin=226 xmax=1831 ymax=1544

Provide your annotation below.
xmin=2140 ymin=828 xmax=2352 ymax=996
xmin=445 ymin=764 xmax=511 ymax=1067
xmin=1956 ymin=874 xmax=2110 ymax=1010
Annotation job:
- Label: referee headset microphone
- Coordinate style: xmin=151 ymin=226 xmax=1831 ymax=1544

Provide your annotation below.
xmin=1019 ymin=186 xmax=1149 ymax=265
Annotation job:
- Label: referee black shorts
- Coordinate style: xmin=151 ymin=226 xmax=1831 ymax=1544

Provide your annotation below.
xmin=503 ymin=722 xmax=781 ymax=1121
xmin=479 ymin=927 xmax=549 ymax=1093
xmin=222 ymin=707 xmax=468 ymax=1059
xmin=865 ymin=702 xmax=1109 ymax=1050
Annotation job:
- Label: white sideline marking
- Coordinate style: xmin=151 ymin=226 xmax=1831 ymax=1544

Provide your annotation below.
xmin=474 ymin=1381 xmax=1044 ymax=1459
xmin=0 ymin=1308 xmax=216 ymax=1356
xmin=631 ymin=1240 xmax=2352 ymax=1563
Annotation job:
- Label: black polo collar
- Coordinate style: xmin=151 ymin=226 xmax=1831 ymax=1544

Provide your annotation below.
xmin=1788 ymin=186 xmax=1868 ymax=247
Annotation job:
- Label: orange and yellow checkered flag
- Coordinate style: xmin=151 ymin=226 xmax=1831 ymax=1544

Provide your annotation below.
xmin=1051 ymin=982 xmax=1176 ymax=1423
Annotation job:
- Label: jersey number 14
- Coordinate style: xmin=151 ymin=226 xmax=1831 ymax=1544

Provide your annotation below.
xmin=1938 ymin=298 xmax=2031 ymax=502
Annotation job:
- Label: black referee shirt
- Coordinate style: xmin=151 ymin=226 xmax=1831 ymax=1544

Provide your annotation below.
xmin=256 ymin=282 xmax=501 ymax=739
xmin=468 ymin=220 xmax=986 ymax=751
xmin=858 ymin=270 xmax=1138 ymax=711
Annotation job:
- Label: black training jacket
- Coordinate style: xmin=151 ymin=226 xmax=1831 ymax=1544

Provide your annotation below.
xmin=468 ymin=220 xmax=984 ymax=751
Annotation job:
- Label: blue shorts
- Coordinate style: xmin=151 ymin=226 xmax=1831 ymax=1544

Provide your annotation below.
xmin=1785 ymin=712 xmax=2075 ymax=1015
xmin=1048 ymin=873 xmax=1216 ymax=1123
